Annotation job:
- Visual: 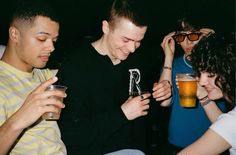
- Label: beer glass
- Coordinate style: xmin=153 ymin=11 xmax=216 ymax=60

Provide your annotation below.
xmin=176 ymin=74 xmax=197 ymax=107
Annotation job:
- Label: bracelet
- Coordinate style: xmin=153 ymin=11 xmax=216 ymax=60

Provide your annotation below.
xmin=199 ymin=95 xmax=208 ymax=101
xmin=163 ymin=66 xmax=172 ymax=70
xmin=200 ymin=98 xmax=212 ymax=106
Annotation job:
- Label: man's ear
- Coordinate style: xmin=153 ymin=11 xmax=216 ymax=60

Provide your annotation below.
xmin=9 ymin=26 xmax=20 ymax=42
xmin=102 ymin=20 xmax=110 ymax=34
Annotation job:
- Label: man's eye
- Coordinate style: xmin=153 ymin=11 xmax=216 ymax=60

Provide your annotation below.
xmin=38 ymin=38 xmax=46 ymax=42
xmin=123 ymin=39 xmax=129 ymax=42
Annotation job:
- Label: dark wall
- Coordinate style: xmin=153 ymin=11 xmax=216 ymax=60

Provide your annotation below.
xmin=54 ymin=0 xmax=235 ymax=43
xmin=0 ymin=0 xmax=235 ymax=67
xmin=0 ymin=0 xmax=235 ymax=44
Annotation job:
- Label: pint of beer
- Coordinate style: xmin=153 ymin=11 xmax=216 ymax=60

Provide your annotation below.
xmin=176 ymin=74 xmax=197 ymax=107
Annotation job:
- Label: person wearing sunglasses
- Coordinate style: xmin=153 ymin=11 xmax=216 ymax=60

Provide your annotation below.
xmin=152 ymin=15 xmax=228 ymax=154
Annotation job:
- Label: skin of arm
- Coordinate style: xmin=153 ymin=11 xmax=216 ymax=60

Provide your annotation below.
xmin=0 ymin=77 xmax=65 ymax=155
xmin=153 ymin=32 xmax=175 ymax=106
xmin=197 ymin=82 xmax=223 ymax=123
xmin=178 ymin=129 xmax=231 ymax=155
xmin=201 ymin=101 xmax=223 ymax=123
xmin=0 ymin=116 xmax=24 ymax=155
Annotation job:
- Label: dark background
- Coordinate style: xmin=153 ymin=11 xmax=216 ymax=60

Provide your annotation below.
xmin=0 ymin=0 xmax=235 ymax=68
xmin=0 ymin=0 xmax=235 ymax=47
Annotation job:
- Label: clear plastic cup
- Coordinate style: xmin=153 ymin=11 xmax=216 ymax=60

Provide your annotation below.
xmin=42 ymin=85 xmax=67 ymax=120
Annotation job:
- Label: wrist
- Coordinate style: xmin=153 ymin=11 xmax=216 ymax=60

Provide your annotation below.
xmin=199 ymin=95 xmax=212 ymax=106
xmin=199 ymin=95 xmax=208 ymax=101
xmin=163 ymin=66 xmax=172 ymax=70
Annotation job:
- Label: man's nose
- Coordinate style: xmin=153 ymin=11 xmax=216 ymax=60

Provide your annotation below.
xmin=186 ymin=38 xmax=194 ymax=44
xmin=46 ymin=41 xmax=55 ymax=53
xmin=127 ymin=42 xmax=136 ymax=53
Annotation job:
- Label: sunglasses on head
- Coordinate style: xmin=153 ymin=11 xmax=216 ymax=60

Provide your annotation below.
xmin=173 ymin=33 xmax=202 ymax=42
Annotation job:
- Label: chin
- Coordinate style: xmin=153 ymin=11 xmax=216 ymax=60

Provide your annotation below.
xmin=120 ymin=57 xmax=127 ymax=61
xmin=120 ymin=54 xmax=129 ymax=60
xmin=34 ymin=63 xmax=47 ymax=69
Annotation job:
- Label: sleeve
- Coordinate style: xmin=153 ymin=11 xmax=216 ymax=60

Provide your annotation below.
xmin=56 ymin=63 xmax=129 ymax=153
xmin=50 ymin=69 xmax=58 ymax=77
xmin=216 ymin=99 xmax=228 ymax=113
xmin=210 ymin=107 xmax=236 ymax=149
xmin=34 ymin=69 xmax=57 ymax=82
xmin=0 ymin=94 xmax=6 ymax=126
xmin=44 ymin=69 xmax=58 ymax=79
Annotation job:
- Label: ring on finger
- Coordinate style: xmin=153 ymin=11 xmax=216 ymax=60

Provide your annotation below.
xmin=141 ymin=95 xmax=144 ymax=100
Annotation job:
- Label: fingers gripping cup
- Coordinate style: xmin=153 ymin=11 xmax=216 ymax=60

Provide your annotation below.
xmin=176 ymin=74 xmax=197 ymax=107
xmin=42 ymin=85 xmax=67 ymax=120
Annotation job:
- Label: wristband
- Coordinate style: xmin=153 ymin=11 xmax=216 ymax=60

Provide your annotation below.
xmin=199 ymin=95 xmax=208 ymax=101
xmin=200 ymin=97 xmax=212 ymax=106
xmin=163 ymin=66 xmax=172 ymax=70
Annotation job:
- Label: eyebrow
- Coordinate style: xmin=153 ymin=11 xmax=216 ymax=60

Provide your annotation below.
xmin=37 ymin=32 xmax=50 ymax=35
xmin=123 ymin=36 xmax=142 ymax=42
xmin=36 ymin=32 xmax=59 ymax=39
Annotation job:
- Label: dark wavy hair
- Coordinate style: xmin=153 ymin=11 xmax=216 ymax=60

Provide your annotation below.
xmin=191 ymin=33 xmax=235 ymax=105
xmin=174 ymin=12 xmax=208 ymax=33
xmin=175 ymin=17 xmax=201 ymax=33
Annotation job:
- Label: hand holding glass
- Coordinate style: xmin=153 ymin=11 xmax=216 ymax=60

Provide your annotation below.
xmin=42 ymin=85 xmax=67 ymax=120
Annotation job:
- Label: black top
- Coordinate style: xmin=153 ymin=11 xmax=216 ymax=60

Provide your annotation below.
xmin=57 ymin=39 xmax=162 ymax=155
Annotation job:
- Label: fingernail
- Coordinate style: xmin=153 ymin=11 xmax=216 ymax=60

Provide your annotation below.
xmin=53 ymin=76 xmax=58 ymax=81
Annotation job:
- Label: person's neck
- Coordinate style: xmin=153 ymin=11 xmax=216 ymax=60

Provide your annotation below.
xmin=184 ymin=53 xmax=191 ymax=61
xmin=91 ymin=36 xmax=121 ymax=65
xmin=1 ymin=46 xmax=33 ymax=73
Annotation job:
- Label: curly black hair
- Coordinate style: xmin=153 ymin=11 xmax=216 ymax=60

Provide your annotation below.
xmin=191 ymin=33 xmax=235 ymax=105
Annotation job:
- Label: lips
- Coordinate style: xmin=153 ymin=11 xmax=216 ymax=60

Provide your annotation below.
xmin=120 ymin=49 xmax=130 ymax=57
xmin=39 ymin=56 xmax=49 ymax=62
xmin=185 ymin=47 xmax=193 ymax=52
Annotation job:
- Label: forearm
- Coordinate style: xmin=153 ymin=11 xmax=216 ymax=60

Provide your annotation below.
xmin=178 ymin=129 xmax=230 ymax=155
xmin=158 ymin=56 xmax=173 ymax=106
xmin=199 ymin=97 xmax=223 ymax=123
xmin=0 ymin=116 xmax=23 ymax=155
xmin=159 ymin=54 xmax=173 ymax=83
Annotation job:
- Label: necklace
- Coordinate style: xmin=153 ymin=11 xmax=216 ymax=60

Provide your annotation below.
xmin=183 ymin=54 xmax=192 ymax=68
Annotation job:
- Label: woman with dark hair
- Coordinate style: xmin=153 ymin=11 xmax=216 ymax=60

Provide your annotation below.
xmin=178 ymin=33 xmax=235 ymax=154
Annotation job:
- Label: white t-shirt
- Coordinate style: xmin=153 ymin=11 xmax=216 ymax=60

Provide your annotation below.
xmin=0 ymin=45 xmax=6 ymax=58
xmin=210 ymin=106 xmax=236 ymax=155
